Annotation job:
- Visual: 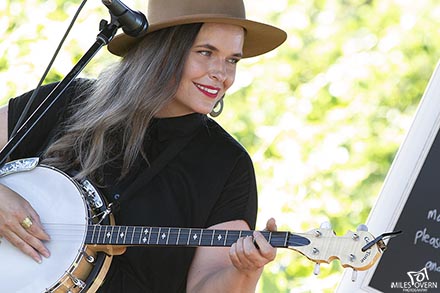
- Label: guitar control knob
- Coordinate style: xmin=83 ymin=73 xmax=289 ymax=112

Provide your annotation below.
xmin=313 ymin=263 xmax=321 ymax=275
xmin=351 ymin=269 xmax=358 ymax=282
xmin=356 ymin=224 xmax=368 ymax=232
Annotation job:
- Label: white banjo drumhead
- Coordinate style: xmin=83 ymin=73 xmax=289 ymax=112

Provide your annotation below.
xmin=0 ymin=165 xmax=88 ymax=293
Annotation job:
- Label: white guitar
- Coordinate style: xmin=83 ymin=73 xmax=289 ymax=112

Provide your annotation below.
xmin=0 ymin=158 xmax=385 ymax=293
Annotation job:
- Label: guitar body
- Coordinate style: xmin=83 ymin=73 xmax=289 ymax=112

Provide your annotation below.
xmin=0 ymin=159 xmax=112 ymax=293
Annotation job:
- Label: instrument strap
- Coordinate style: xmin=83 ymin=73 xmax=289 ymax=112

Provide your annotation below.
xmin=113 ymin=126 xmax=202 ymax=206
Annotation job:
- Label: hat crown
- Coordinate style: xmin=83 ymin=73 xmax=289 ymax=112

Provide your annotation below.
xmin=108 ymin=0 xmax=287 ymax=58
xmin=147 ymin=0 xmax=246 ymax=24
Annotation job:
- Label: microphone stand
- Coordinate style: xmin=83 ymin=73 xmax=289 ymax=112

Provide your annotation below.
xmin=0 ymin=18 xmax=120 ymax=167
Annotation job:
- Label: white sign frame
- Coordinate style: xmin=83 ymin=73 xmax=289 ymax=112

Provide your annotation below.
xmin=336 ymin=61 xmax=440 ymax=292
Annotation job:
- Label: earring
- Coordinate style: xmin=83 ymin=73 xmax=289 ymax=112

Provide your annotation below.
xmin=210 ymin=95 xmax=224 ymax=117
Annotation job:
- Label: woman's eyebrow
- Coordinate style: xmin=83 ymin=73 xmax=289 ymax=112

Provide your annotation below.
xmin=195 ymin=43 xmax=243 ymax=58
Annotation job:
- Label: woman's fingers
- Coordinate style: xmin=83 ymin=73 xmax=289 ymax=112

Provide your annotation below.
xmin=252 ymin=231 xmax=276 ymax=262
xmin=0 ymin=184 xmax=50 ymax=262
xmin=3 ymin=225 xmax=49 ymax=263
xmin=265 ymin=217 xmax=277 ymax=232
xmin=26 ymin=210 xmax=50 ymax=241
xmin=229 ymin=218 xmax=279 ymax=272
xmin=230 ymin=233 xmax=276 ymax=271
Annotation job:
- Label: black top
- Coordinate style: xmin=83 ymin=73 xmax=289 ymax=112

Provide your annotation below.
xmin=7 ymin=79 xmax=258 ymax=292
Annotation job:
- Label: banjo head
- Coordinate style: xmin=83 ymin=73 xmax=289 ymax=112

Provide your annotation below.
xmin=0 ymin=161 xmax=89 ymax=292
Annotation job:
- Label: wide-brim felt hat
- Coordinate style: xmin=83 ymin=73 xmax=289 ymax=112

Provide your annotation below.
xmin=107 ymin=0 xmax=287 ymax=58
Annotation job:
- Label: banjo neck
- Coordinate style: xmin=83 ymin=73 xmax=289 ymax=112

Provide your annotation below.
xmin=86 ymin=225 xmax=308 ymax=248
xmin=86 ymin=224 xmax=384 ymax=273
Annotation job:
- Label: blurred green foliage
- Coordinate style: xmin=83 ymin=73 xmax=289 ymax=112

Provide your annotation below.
xmin=1 ymin=0 xmax=440 ymax=292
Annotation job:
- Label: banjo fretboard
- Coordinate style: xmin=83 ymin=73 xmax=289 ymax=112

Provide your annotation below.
xmin=85 ymin=225 xmax=310 ymax=248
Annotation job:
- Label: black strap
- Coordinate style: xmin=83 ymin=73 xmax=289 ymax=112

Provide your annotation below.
xmin=116 ymin=127 xmax=201 ymax=205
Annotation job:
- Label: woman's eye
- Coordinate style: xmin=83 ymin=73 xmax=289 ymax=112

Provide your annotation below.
xmin=198 ymin=50 xmax=211 ymax=56
xmin=227 ymin=58 xmax=240 ymax=64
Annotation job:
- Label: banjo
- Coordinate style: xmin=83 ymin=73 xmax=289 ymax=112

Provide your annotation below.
xmin=0 ymin=158 xmax=385 ymax=293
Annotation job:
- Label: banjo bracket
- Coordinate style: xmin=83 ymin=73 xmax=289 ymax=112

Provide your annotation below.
xmin=67 ymin=271 xmax=86 ymax=290
xmin=81 ymin=250 xmax=96 ymax=264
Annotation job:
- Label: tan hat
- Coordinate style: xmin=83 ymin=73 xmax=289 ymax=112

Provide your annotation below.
xmin=107 ymin=0 xmax=287 ymax=58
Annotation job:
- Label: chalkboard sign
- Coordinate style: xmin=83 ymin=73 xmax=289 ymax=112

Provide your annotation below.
xmin=369 ymin=129 xmax=440 ymax=291
xmin=337 ymin=62 xmax=440 ymax=292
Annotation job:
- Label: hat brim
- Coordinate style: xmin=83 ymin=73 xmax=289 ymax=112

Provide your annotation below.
xmin=107 ymin=15 xmax=287 ymax=58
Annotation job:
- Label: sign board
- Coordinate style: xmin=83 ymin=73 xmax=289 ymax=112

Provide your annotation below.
xmin=337 ymin=62 xmax=440 ymax=292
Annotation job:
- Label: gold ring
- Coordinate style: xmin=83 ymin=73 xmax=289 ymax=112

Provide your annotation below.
xmin=21 ymin=216 xmax=33 ymax=229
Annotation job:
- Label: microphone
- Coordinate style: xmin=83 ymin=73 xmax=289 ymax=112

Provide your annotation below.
xmin=102 ymin=0 xmax=148 ymax=37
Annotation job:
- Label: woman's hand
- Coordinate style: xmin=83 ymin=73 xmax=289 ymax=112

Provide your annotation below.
xmin=229 ymin=218 xmax=277 ymax=274
xmin=0 ymin=183 xmax=50 ymax=263
xmin=187 ymin=218 xmax=278 ymax=293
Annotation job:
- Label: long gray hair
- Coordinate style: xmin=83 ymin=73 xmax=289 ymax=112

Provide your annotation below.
xmin=42 ymin=23 xmax=203 ymax=184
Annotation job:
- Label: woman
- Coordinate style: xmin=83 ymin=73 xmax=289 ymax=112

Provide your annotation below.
xmin=0 ymin=0 xmax=287 ymax=291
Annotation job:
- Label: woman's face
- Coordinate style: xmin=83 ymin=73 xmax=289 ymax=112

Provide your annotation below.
xmin=157 ymin=23 xmax=245 ymax=117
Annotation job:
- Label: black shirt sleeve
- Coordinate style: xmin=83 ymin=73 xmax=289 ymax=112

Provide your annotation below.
xmin=205 ymin=152 xmax=258 ymax=230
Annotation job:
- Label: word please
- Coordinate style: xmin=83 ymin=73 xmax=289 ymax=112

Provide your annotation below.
xmin=414 ymin=227 xmax=440 ymax=249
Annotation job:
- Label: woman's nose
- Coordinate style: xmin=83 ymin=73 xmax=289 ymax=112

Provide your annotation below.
xmin=208 ymin=60 xmax=227 ymax=82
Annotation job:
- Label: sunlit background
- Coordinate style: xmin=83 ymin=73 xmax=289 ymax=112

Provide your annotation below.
xmin=1 ymin=0 xmax=440 ymax=292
